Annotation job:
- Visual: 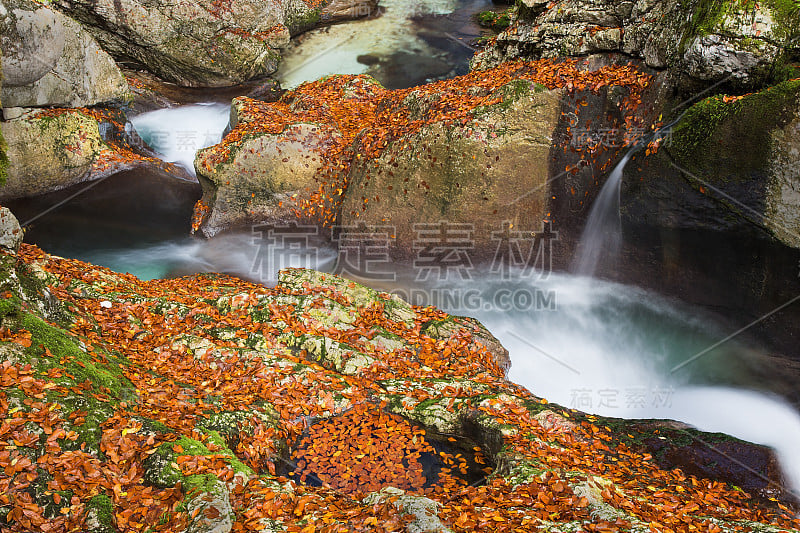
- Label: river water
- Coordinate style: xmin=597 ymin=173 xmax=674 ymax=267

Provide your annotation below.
xmin=8 ymin=0 xmax=800 ymax=494
xmin=277 ymin=0 xmax=493 ymax=89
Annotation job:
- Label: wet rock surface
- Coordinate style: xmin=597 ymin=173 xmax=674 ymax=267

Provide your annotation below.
xmin=0 ymin=218 xmax=798 ymax=531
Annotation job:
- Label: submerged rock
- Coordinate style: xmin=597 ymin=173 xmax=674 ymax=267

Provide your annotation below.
xmin=0 ymin=0 xmax=130 ymax=108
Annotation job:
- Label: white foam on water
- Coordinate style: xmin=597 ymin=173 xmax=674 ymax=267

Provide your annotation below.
xmin=446 ymin=272 xmax=800 ymax=495
xmin=129 ymin=103 xmax=231 ymax=176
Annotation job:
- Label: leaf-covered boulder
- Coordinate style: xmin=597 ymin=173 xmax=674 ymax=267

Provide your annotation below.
xmin=195 ymin=95 xmax=346 ymax=236
xmin=0 ymin=0 xmax=130 ymax=108
xmin=194 ymin=60 xmax=652 ymax=253
xmin=0 ymin=212 xmax=798 ymax=531
xmin=339 ymin=80 xmax=562 ymax=260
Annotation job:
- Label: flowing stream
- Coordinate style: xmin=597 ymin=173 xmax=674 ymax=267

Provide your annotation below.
xmin=277 ymin=0 xmax=493 ymax=89
xmin=571 ymin=150 xmax=632 ymax=276
xmin=10 ymin=2 xmax=800 ymax=497
xmin=128 ymin=103 xmax=230 ymax=176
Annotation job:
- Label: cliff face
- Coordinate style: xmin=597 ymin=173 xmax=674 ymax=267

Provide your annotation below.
xmin=621 ymin=79 xmax=800 ymax=250
xmin=0 ymin=209 xmax=797 ymax=532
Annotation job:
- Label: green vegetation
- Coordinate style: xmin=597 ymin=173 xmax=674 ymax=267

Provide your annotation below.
xmin=145 ymin=432 xmax=252 ymax=493
xmin=685 ymin=0 xmax=799 ymax=39
xmin=0 ymin=260 xmax=136 ymax=455
xmin=671 ymin=78 xmax=800 ymax=172
xmin=86 ymin=494 xmax=115 ymax=533
xmin=680 ymin=0 xmax=800 ymax=81
xmin=284 ymin=6 xmax=322 ymax=33
xmin=476 ymin=9 xmax=512 ymax=32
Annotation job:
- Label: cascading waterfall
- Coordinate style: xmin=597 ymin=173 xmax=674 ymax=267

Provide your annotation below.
xmin=571 ymin=149 xmax=634 ymax=277
xmin=128 ymin=103 xmax=231 ymax=176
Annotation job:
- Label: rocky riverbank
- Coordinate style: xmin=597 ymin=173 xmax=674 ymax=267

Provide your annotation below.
xmin=2 ymin=2 xmax=800 ymax=530
xmin=0 ymin=208 xmax=798 ymax=532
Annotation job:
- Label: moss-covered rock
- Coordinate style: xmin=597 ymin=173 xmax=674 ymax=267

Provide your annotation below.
xmin=362 ymin=487 xmax=454 ymax=533
xmin=0 ymin=107 xmax=176 ymax=201
xmin=0 ymin=109 xmax=105 ymax=200
xmin=0 ymin=48 xmax=8 ymax=187
xmin=622 ymin=79 xmax=800 ymax=249
xmin=85 ymin=494 xmax=115 ymax=533
xmin=474 ymin=0 xmax=800 ymax=92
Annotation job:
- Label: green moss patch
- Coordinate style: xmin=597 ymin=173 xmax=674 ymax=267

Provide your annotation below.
xmin=476 ymin=9 xmax=513 ymax=32
xmin=670 ymin=78 xmax=800 ymax=176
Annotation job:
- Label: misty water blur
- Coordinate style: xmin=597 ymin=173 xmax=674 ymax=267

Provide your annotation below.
xmin=129 ymin=103 xmax=231 ymax=175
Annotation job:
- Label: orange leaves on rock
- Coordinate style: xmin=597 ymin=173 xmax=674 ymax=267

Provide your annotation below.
xmin=200 ymin=58 xmax=654 ymax=229
xmin=290 ymin=405 xmax=449 ymax=495
xmin=191 ymin=200 xmax=211 ymax=232
xmin=0 ymin=327 xmax=32 ymax=348
xmin=5 ymin=245 xmax=800 ymax=532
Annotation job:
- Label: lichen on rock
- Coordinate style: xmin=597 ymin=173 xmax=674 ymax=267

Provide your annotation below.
xmin=0 ymin=0 xmax=131 ymax=108
xmin=0 ymin=211 xmax=798 ymax=531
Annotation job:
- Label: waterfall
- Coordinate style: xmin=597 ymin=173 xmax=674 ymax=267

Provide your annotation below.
xmin=571 ymin=149 xmax=634 ymax=277
xmin=128 ymin=103 xmax=231 ymax=176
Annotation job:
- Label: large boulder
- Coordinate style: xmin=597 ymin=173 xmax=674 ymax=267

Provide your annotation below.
xmin=0 ymin=0 xmax=130 ymax=108
xmin=51 ymin=0 xmax=372 ymax=87
xmin=0 ymin=44 xmax=8 ymax=186
xmin=474 ymin=0 xmax=800 ymax=92
xmin=0 ymin=245 xmax=797 ymax=531
xmin=0 ymin=109 xmax=107 ymax=199
xmin=194 ymin=62 xmax=651 ymax=255
xmin=195 ymin=96 xmax=343 ymax=236
xmin=339 ymin=81 xmax=562 ymax=260
xmin=0 ymin=108 xmax=189 ymax=200
xmin=621 ymin=79 xmax=800 ymax=250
